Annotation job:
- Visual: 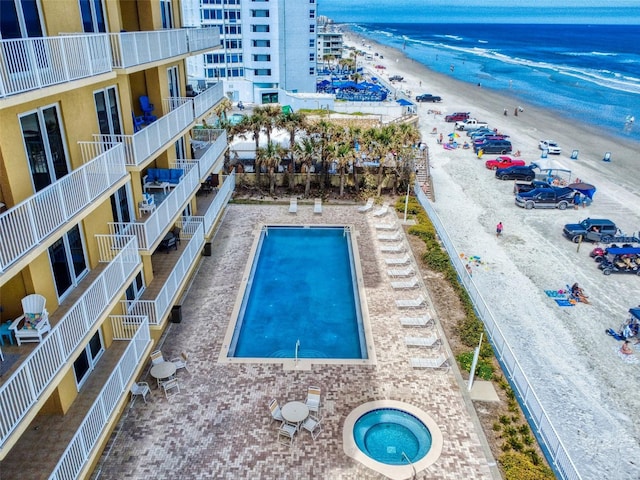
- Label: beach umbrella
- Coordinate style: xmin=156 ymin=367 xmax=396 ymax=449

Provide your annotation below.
xmin=448 ymin=132 xmax=460 ymax=139
xmin=568 ymin=182 xmax=597 ymax=199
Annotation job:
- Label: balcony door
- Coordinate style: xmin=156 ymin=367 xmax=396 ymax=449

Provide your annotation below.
xmin=110 ymin=184 xmax=133 ymax=224
xmin=94 ymin=86 xmax=122 ymax=136
xmin=73 ymin=330 xmax=105 ymax=390
xmin=48 ymin=224 xmax=89 ymax=301
xmin=167 ymin=65 xmax=181 ymax=110
xmin=79 ymin=0 xmax=107 ymax=33
xmin=0 ymin=0 xmax=44 ymax=39
xmin=19 ymin=104 xmax=70 ymax=192
xmin=160 ymin=0 xmax=174 ymax=29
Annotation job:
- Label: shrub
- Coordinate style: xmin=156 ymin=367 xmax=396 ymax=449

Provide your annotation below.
xmin=500 ymin=452 xmax=554 ymax=480
xmin=455 ymin=351 xmax=494 ymax=380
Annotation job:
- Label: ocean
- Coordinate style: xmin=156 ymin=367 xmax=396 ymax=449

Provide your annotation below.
xmin=316 ymin=17 xmax=640 ymax=143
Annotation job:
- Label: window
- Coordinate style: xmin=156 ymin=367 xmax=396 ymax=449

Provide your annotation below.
xmin=309 ymin=24 xmax=315 ymax=33
xmin=206 ymin=68 xmax=226 ymax=78
xmin=225 ymin=39 xmax=242 ymax=49
xmin=227 ymin=67 xmax=244 ymax=77
xmin=251 ymin=9 xmax=269 ymax=17
xmin=225 ymin=25 xmax=241 ymax=35
xmin=160 ymin=0 xmax=174 ymax=28
xmin=94 ymin=86 xmax=122 ymax=136
xmin=125 ymin=272 xmax=145 ymax=302
xmin=73 ymin=330 xmax=104 ymax=389
xmin=254 ymin=69 xmax=271 ymax=76
xmin=252 ymin=25 xmax=269 ymax=33
xmin=227 ymin=53 xmax=242 ymax=63
xmin=205 ymin=53 xmax=225 ymax=64
xmin=309 ymin=39 xmax=315 ymax=48
xmin=309 ymin=53 xmax=315 ymax=62
xmin=20 ymin=104 xmax=70 ymax=192
xmin=167 ymin=66 xmax=181 ymax=109
xmin=253 ymin=54 xmax=270 ymax=62
xmin=309 ymin=67 xmax=315 ymax=75
xmin=0 ymin=0 xmax=44 ymax=38
xmin=253 ymin=39 xmax=271 ymax=47
xmin=202 ymin=8 xmax=223 ymax=20
xmin=225 ymin=10 xmax=240 ymax=20
xmin=309 ymin=10 xmax=315 ymax=18
xmin=79 ymin=0 xmax=106 ymax=32
xmin=261 ymin=92 xmax=278 ymax=104
xmin=110 ymin=184 xmax=133 ymax=224
xmin=48 ymin=224 xmax=89 ymax=300
xmin=175 ymin=137 xmax=186 ymax=159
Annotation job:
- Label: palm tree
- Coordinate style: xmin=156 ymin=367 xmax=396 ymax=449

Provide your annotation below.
xmin=347 ymin=124 xmax=363 ymax=194
xmin=295 ymin=136 xmax=320 ymax=198
xmin=276 ymin=111 xmax=307 ymax=190
xmin=212 ymin=97 xmax=233 ymax=124
xmin=362 ymin=125 xmax=396 ymax=197
xmin=391 ymin=123 xmax=421 ymax=195
xmin=257 ymin=141 xmax=285 ymax=196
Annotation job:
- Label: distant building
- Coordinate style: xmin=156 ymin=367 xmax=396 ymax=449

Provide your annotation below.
xmin=182 ymin=0 xmax=318 ymax=104
xmin=317 ymin=18 xmax=344 ymax=66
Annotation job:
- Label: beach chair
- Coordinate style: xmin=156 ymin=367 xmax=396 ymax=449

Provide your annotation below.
xmin=410 ymin=353 xmax=450 ymax=372
xmin=377 ymin=230 xmax=402 ymax=242
xmin=373 ymin=203 xmax=389 ymax=217
xmin=314 ymin=198 xmax=322 ymax=214
xmin=385 ymin=254 xmax=410 ymax=266
xmin=400 ymin=315 xmax=434 ymax=327
xmin=358 ymin=198 xmax=374 ymax=213
xmin=391 ymin=277 xmax=419 ymax=289
xmin=387 ymin=266 xmax=414 ymax=277
xmin=380 ymin=243 xmax=405 ymax=253
xmin=289 ymin=197 xmax=297 ymax=214
xmin=396 ymin=296 xmax=425 ymax=308
xmin=375 ymin=222 xmax=397 ymax=231
xmin=404 ymin=334 xmax=440 ymax=348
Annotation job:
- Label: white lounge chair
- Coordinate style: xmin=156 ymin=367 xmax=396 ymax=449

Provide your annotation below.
xmin=405 ymin=334 xmax=440 ymax=348
xmin=289 ymin=197 xmax=297 ymax=214
xmin=378 ymin=231 xmax=402 ymax=242
xmin=410 ymin=353 xmax=450 ymax=371
xmin=391 ymin=277 xmax=419 ymax=289
xmin=314 ymin=198 xmax=322 ymax=214
xmin=396 ymin=296 xmax=426 ymax=308
xmin=388 ymin=267 xmax=414 ymax=277
xmin=375 ymin=222 xmax=397 ymax=231
xmin=385 ymin=254 xmax=410 ymax=266
xmin=380 ymin=243 xmax=405 ymax=253
xmin=400 ymin=315 xmax=434 ymax=327
xmin=358 ymin=198 xmax=374 ymax=213
xmin=373 ymin=203 xmax=389 ymax=217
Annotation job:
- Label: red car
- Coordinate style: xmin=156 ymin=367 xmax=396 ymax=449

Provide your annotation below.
xmin=485 ymin=156 xmax=525 ymax=170
xmin=445 ymin=112 xmax=470 ymax=123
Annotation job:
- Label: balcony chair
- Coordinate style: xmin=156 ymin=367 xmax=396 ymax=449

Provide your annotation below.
xmin=139 ymin=95 xmax=157 ymax=123
xmin=9 ymin=294 xmax=51 ymax=346
xmin=132 ymin=111 xmax=146 ymax=133
xmin=130 ymin=382 xmax=151 ymax=405
xmin=171 ymin=352 xmax=189 ymax=373
xmin=138 ymin=193 xmax=156 ymax=217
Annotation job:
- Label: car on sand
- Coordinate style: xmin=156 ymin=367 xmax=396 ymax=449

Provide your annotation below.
xmin=539 ymin=140 xmax=561 ymax=154
xmin=485 ymin=156 xmax=525 ymax=170
xmin=445 ymin=112 xmax=470 ymax=122
xmin=415 ymin=93 xmax=442 ymax=102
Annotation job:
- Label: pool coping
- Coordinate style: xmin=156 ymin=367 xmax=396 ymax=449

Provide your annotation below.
xmin=218 ymin=223 xmax=377 ymax=368
xmin=342 ymin=400 xmax=444 ymax=480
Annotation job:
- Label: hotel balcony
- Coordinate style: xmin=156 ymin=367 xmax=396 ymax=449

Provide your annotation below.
xmin=189 ymin=128 xmax=227 ymax=179
xmin=186 ymin=28 xmax=222 ymax=54
xmin=0 ymin=236 xmax=142 ymax=458
xmin=0 ymin=316 xmax=151 ymax=480
xmin=122 ymin=173 xmax=235 ymax=326
xmin=192 ymin=82 xmax=224 ymax=119
xmin=0 ymin=144 xmax=128 ymax=282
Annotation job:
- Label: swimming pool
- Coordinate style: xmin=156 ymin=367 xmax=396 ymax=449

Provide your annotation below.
xmin=225 ymin=225 xmax=370 ymax=361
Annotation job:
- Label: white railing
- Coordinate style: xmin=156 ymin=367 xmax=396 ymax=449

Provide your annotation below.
xmin=182 ymin=130 xmax=227 ymax=180
xmin=122 ymin=221 xmax=204 ymax=325
xmin=93 ymin=100 xmax=193 ymax=166
xmin=49 ymin=316 xmax=150 ymax=480
xmin=200 ymin=171 xmax=235 ymax=236
xmin=414 ymin=183 xmax=581 ymax=480
xmin=0 ymin=34 xmax=112 ymax=98
xmin=193 ymin=82 xmax=224 ymax=118
xmin=109 ymin=29 xmax=188 ymax=68
xmin=186 ymin=28 xmax=221 ymax=53
xmin=0 ymin=236 xmax=140 ymax=452
xmin=108 ymin=164 xmax=200 ymax=249
xmin=0 ymin=144 xmax=126 ymax=273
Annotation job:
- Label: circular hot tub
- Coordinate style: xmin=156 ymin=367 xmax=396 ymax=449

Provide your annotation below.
xmin=343 ymin=401 xmax=443 ymax=480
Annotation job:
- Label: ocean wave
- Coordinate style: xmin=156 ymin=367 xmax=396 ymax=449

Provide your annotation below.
xmin=562 ymin=51 xmax=618 ymax=57
xmin=433 ymin=34 xmax=463 ymax=41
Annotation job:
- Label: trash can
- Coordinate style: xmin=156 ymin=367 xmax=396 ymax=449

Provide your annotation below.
xmin=203 ymin=242 xmax=212 ymax=256
xmin=171 ymin=305 xmax=182 ymax=324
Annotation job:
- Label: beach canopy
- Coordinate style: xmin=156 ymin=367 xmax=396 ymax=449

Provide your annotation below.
xmin=396 ymin=98 xmax=413 ymax=106
xmin=568 ymin=182 xmax=597 ymax=199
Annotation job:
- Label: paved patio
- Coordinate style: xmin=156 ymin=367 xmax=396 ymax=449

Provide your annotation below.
xmin=92 ymin=202 xmax=497 ymax=479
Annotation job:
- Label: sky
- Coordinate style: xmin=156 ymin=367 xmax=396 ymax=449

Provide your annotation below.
xmin=319 ymin=1 xmax=640 ymax=24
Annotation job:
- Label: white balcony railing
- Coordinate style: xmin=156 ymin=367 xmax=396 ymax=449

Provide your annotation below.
xmin=181 ymin=129 xmax=227 ymax=180
xmin=186 ymin=28 xmax=221 ymax=53
xmin=93 ymin=99 xmax=193 ymax=166
xmin=192 ymin=82 xmax=224 ymax=118
xmin=109 ymin=30 xmax=188 ymax=69
xmin=108 ymin=164 xmax=200 ymax=249
xmin=200 ymin=171 xmax=235 ymax=235
xmin=0 ymin=236 xmax=140 ymax=453
xmin=49 ymin=316 xmax=150 ymax=480
xmin=0 ymin=144 xmax=127 ymax=274
xmin=122 ymin=221 xmax=205 ymax=325
xmin=0 ymin=34 xmax=112 ymax=98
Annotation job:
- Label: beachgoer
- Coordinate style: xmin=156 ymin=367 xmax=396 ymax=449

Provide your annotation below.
xmin=571 ymin=283 xmax=590 ymax=304
xmin=621 ymin=341 xmax=633 ymax=355
xmin=496 ymin=222 xmax=503 ymax=237
xmin=503 ymin=108 xmax=508 ymax=116
xmin=514 ymin=107 xmax=518 ymax=116
xmin=573 ymin=192 xmax=581 ymax=209
xmin=465 ymin=264 xmax=473 ymax=277
xmin=432 ymin=127 xmax=437 ymax=134
xmin=438 ymin=133 xmax=443 ymax=144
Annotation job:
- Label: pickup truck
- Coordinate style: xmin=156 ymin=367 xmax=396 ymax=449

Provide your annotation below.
xmin=515 ymin=187 xmax=575 ymax=210
xmin=456 ymin=118 xmax=489 ymax=131
xmin=513 ymin=180 xmax=552 ymax=194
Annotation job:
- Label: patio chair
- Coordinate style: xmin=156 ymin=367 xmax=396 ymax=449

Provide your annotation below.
xmin=130 ymin=382 xmax=151 ymax=404
xmin=314 ymin=198 xmax=322 ymax=214
xmin=375 ymin=222 xmax=397 ymax=231
xmin=305 ymin=386 xmax=321 ymax=414
xmin=358 ymin=198 xmax=374 ymax=213
xmin=396 ymin=296 xmax=425 ymax=309
xmin=385 ymin=254 xmax=410 ymax=266
xmin=150 ymin=350 xmax=165 ymax=365
xmin=269 ymin=399 xmax=284 ymax=424
xmin=380 ymin=242 xmax=405 ymax=253
xmin=162 ymin=378 xmax=181 ymax=399
xmin=301 ymin=415 xmax=323 ymax=440
xmin=404 ymin=334 xmax=440 ymax=348
xmin=387 ymin=266 xmax=414 ymax=277
xmin=171 ymin=352 xmax=189 ymax=373
xmin=410 ymin=353 xmax=450 ymax=372
xmin=401 ymin=315 xmax=433 ymax=327
xmin=10 ymin=294 xmax=51 ymax=346
xmin=377 ymin=230 xmax=402 ymax=242
xmin=132 ymin=111 xmax=146 ymax=132
xmin=138 ymin=193 xmax=156 ymax=217
xmin=139 ymin=95 xmax=157 ymax=123
xmin=372 ymin=203 xmax=389 ymax=217
xmin=277 ymin=422 xmax=297 ymax=447
xmin=289 ymin=197 xmax=297 ymax=214
xmin=391 ymin=277 xmax=419 ymax=290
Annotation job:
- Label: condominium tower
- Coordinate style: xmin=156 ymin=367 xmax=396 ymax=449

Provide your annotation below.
xmin=0 ymin=1 xmax=232 ymax=478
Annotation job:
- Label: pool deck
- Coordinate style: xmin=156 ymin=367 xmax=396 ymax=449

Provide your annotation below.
xmin=92 ymin=203 xmax=499 ymax=480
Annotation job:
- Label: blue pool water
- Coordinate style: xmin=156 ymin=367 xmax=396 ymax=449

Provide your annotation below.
xmin=228 ymin=226 xmax=366 ymax=359
xmin=354 ymin=409 xmax=432 ymax=465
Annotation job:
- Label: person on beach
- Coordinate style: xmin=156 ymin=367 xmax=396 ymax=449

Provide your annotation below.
xmin=573 ymin=192 xmax=581 ymax=209
xmin=438 ymin=133 xmax=443 ymax=144
xmin=621 ymin=341 xmax=633 ymax=355
xmin=514 ymin=107 xmax=518 ymax=116
xmin=571 ymin=283 xmax=590 ymax=304
xmin=496 ymin=222 xmax=503 ymax=237
xmin=503 ymin=108 xmax=508 ymax=116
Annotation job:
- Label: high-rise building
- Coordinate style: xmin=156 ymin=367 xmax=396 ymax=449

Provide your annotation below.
xmin=0 ymin=1 xmax=231 ymax=478
xmin=182 ymin=0 xmax=318 ymax=104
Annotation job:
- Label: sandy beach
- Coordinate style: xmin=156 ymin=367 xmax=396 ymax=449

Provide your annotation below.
xmin=343 ymin=30 xmax=640 ymax=480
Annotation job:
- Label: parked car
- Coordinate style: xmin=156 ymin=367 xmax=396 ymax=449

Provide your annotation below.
xmin=563 ymin=218 xmax=618 ymax=243
xmin=515 ymin=187 xmax=575 ymax=209
xmin=445 ymin=112 xmax=470 ymax=123
xmin=473 ymin=135 xmax=509 ymax=145
xmin=416 ymin=93 xmax=442 ymax=102
xmin=474 ymin=139 xmax=513 ymax=154
xmin=597 ymin=247 xmax=640 ymax=275
xmin=469 ymin=128 xmax=497 ymax=139
xmin=389 ymin=75 xmax=404 ymax=82
xmin=485 ymin=156 xmax=525 ymax=170
xmin=497 ymin=165 xmax=538 ymax=181
xmin=539 ymin=140 xmax=562 ymax=154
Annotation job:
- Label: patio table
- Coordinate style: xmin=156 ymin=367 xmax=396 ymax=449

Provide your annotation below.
xmin=281 ymin=401 xmax=309 ymax=424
